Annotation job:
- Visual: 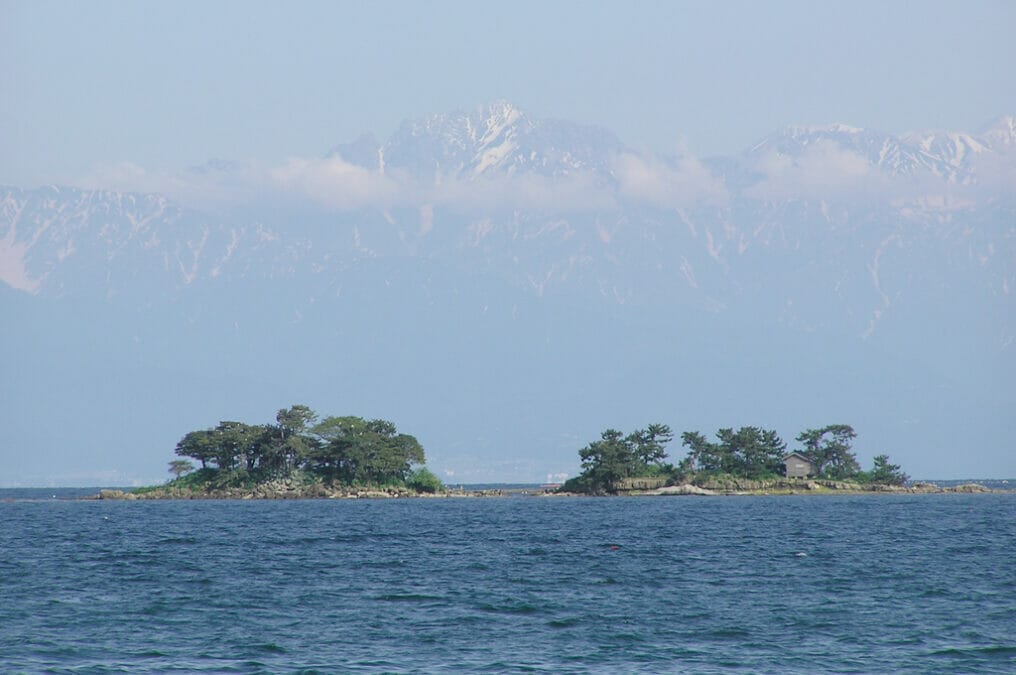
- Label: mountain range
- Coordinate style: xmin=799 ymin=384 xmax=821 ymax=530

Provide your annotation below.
xmin=2 ymin=102 xmax=1014 ymax=485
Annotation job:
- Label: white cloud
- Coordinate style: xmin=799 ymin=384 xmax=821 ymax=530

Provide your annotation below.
xmin=81 ymin=160 xmax=267 ymax=211
xmin=82 ymin=140 xmax=1009 ymax=217
xmin=83 ymin=161 xmax=164 ymax=194
xmin=82 ymin=157 xmax=619 ymax=215
xmin=267 ymin=157 xmax=404 ymax=211
xmin=614 ymin=153 xmax=728 ymax=208
xmin=744 ymin=140 xmax=888 ymax=200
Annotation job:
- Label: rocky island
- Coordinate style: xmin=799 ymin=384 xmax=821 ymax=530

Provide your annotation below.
xmin=95 ymin=412 xmax=1001 ymax=500
xmin=553 ymin=423 xmax=998 ymax=496
xmin=98 ymin=405 xmax=453 ymax=500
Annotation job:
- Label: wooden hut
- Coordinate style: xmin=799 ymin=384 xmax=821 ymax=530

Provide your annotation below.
xmin=784 ymin=452 xmax=815 ymax=479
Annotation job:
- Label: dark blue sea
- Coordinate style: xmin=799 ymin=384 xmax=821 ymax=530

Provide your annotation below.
xmin=1 ymin=491 xmax=1014 ymax=673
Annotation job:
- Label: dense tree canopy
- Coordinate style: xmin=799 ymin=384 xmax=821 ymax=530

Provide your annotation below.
xmin=682 ymin=426 xmax=787 ymax=478
xmin=565 ymin=421 xmax=908 ymax=493
xmin=564 ymin=424 xmax=675 ymax=494
xmin=796 ymin=424 xmax=861 ymax=479
xmin=307 ymin=415 xmax=425 ymax=484
xmin=867 ymin=454 xmax=909 ymax=486
xmin=172 ymin=405 xmax=431 ymax=488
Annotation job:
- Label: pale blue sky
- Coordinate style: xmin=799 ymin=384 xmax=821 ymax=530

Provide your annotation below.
xmin=2 ymin=0 xmax=1014 ymax=185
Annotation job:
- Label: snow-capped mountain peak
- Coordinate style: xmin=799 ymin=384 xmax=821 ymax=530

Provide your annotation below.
xmin=749 ymin=123 xmax=881 ymax=156
xmin=901 ymin=130 xmax=989 ymax=168
xmin=743 ymin=116 xmax=1016 ymax=182
xmin=797 ymin=122 xmax=864 ymax=135
xmin=981 ymin=115 xmax=1016 ymax=149
xmin=336 ymin=101 xmax=623 ymax=180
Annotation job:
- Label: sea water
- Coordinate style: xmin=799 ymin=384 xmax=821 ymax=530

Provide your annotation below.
xmin=1 ymin=492 xmax=1014 ymax=673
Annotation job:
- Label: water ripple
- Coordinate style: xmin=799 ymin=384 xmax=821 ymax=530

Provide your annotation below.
xmin=0 ymin=494 xmax=1013 ymax=672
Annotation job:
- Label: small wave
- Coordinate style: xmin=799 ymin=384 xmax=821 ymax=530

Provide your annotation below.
xmin=476 ymin=662 xmax=539 ymax=672
xmin=547 ymin=617 xmax=581 ymax=628
xmin=236 ymin=660 xmax=268 ymax=669
xmin=930 ymin=645 xmax=1016 ymax=659
xmin=290 ymin=536 xmax=335 ymax=545
xmin=376 ymin=593 xmax=444 ymax=603
xmin=354 ymin=559 xmax=407 ymax=569
xmin=45 ymin=665 xmax=134 ymax=673
xmin=705 ymin=627 xmax=753 ymax=640
xmin=920 ymin=587 xmax=949 ymax=598
xmin=345 ymin=659 xmax=401 ymax=670
xmin=479 ymin=602 xmax=541 ymax=615
xmin=506 ymin=576 xmax=540 ymax=586
xmin=333 ymin=534 xmax=371 ymax=543
xmin=141 ymin=602 xmax=169 ymax=616
xmin=253 ymin=642 xmax=287 ymax=654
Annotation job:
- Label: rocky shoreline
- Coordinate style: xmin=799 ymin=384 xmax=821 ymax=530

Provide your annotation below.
xmin=92 ymin=479 xmax=508 ymax=501
xmin=91 ymin=478 xmax=1003 ymax=501
xmin=547 ymin=478 xmax=1003 ymax=497
xmin=633 ymin=478 xmax=998 ymax=497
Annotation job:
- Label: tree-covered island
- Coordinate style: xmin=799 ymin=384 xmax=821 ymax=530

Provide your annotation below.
xmin=560 ymin=423 xmax=916 ymax=495
xmin=130 ymin=405 xmax=445 ymax=499
xmin=99 ymin=411 xmax=988 ymax=501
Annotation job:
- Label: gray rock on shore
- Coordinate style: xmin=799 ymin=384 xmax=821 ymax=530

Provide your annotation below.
xmin=647 ymin=484 xmax=717 ymax=496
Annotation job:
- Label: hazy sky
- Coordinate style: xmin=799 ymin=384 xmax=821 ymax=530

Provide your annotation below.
xmin=2 ymin=1 xmax=1015 ymax=486
xmin=2 ymin=0 xmax=1014 ymax=187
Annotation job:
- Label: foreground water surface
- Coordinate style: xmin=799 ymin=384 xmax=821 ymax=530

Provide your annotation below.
xmin=1 ymin=493 xmax=1014 ymax=673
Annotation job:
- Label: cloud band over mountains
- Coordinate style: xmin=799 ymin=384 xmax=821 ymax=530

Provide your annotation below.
xmin=69 ymin=105 xmax=1016 ymax=217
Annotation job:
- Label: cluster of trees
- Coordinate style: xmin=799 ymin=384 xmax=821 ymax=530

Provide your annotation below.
xmin=563 ymin=424 xmax=675 ymax=494
xmin=170 ymin=405 xmax=439 ymax=490
xmin=678 ymin=427 xmax=787 ymax=479
xmin=795 ymin=424 xmax=861 ymax=479
xmin=867 ymin=454 xmax=909 ymax=486
xmin=564 ymin=422 xmax=908 ymax=494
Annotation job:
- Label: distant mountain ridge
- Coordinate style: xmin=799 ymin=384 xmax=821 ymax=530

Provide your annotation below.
xmin=328 ymin=101 xmax=623 ymax=178
xmin=748 ymin=115 xmax=1016 ymax=184
xmin=2 ymin=104 xmax=1012 ymax=347
xmin=324 ymin=102 xmax=1016 ymax=187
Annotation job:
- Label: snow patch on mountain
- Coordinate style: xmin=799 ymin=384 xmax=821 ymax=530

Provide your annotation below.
xmin=0 ymin=237 xmax=40 ymax=292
